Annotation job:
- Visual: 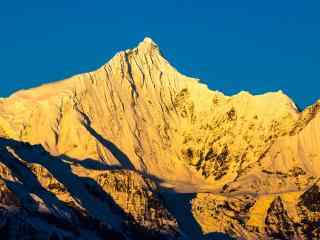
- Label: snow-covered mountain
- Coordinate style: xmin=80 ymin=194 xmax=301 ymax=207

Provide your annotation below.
xmin=0 ymin=38 xmax=319 ymax=239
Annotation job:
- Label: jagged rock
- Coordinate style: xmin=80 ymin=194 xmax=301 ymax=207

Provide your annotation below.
xmin=264 ymin=196 xmax=298 ymax=239
xmin=97 ymin=170 xmax=180 ymax=239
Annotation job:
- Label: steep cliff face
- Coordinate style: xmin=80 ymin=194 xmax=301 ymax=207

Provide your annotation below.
xmin=192 ymin=180 xmax=320 ymax=239
xmin=189 ymin=90 xmax=320 ymax=239
xmin=0 ymin=37 xmax=319 ymax=239
xmin=221 ymin=100 xmax=320 ymax=196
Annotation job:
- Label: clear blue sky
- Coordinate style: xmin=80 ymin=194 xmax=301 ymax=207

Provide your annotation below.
xmin=1 ymin=1 xmax=320 ymax=109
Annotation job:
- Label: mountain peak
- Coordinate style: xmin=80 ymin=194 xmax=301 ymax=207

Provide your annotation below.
xmin=135 ymin=37 xmax=159 ymax=54
xmin=139 ymin=37 xmax=158 ymax=47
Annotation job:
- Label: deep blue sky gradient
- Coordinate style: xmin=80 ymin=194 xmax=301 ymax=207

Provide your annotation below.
xmin=1 ymin=0 xmax=320 ymax=108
